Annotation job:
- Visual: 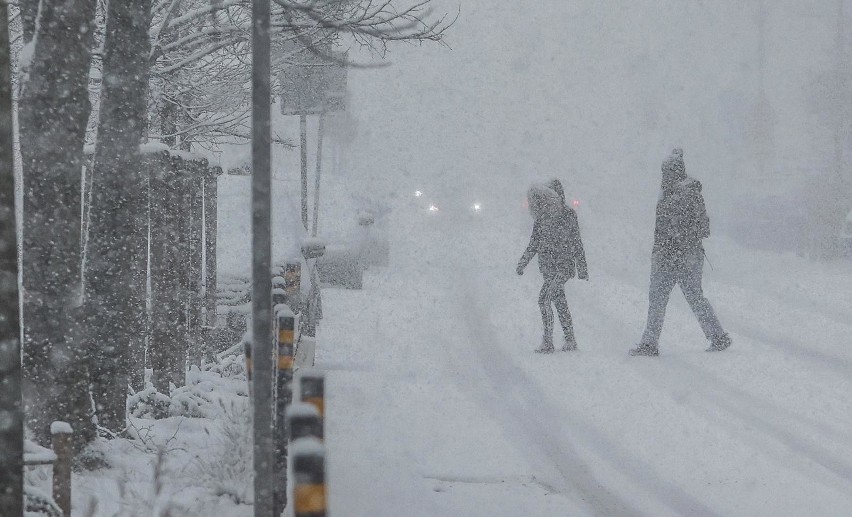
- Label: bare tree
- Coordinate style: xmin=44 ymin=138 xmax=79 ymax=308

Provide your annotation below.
xmin=84 ymin=0 xmax=155 ymax=435
xmin=0 ymin=1 xmax=24 ymax=513
xmin=18 ymin=0 xmax=98 ymax=448
xmin=146 ymin=0 xmax=452 ymax=148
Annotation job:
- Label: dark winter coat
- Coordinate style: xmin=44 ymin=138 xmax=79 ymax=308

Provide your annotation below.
xmin=518 ymin=186 xmax=588 ymax=279
xmin=653 ymin=176 xmax=710 ymax=263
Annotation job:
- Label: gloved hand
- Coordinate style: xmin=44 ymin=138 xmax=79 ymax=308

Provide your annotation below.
xmin=516 ymin=264 xmax=525 ymax=276
xmin=578 ymin=272 xmax=589 ymax=281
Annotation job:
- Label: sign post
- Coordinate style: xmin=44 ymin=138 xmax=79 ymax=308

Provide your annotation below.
xmin=281 ymin=49 xmax=347 ymax=235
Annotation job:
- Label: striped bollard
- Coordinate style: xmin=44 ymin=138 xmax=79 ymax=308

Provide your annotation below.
xmin=273 ymin=305 xmax=297 ymax=516
xmin=292 ymin=437 xmax=327 ymax=517
xmin=272 ymin=274 xmax=287 ymax=306
xmin=286 ymin=402 xmax=323 ymax=441
xmin=299 ymin=370 xmax=325 ymax=423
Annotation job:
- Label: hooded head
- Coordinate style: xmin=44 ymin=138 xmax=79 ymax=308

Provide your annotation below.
xmin=527 ymin=184 xmax=561 ymax=220
xmin=547 ymin=178 xmax=566 ymax=205
xmin=661 ymin=148 xmax=686 ymax=194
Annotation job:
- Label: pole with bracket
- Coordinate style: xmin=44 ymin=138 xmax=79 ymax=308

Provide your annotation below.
xmin=251 ymin=0 xmax=274 ymax=512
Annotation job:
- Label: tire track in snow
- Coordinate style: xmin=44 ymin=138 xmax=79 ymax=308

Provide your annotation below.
xmin=718 ymin=313 xmax=852 ymax=378
xmin=443 ymin=281 xmax=721 ymax=517
xmin=710 ymin=274 xmax=852 ymax=331
xmin=668 ymin=357 xmax=852 ymax=490
xmin=597 ymin=261 xmax=852 ymax=379
xmin=577 ymin=283 xmax=852 ymax=496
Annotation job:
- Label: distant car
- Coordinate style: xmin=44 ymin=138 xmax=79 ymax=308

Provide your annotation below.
xmin=411 ymin=189 xmax=484 ymax=219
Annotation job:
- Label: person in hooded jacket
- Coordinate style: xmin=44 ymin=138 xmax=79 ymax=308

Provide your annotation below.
xmin=517 ymin=180 xmax=588 ymax=353
xmin=630 ymin=148 xmax=731 ymax=356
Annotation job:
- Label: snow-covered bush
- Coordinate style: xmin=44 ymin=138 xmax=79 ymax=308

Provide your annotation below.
xmin=202 ymin=353 xmax=246 ymax=380
xmin=168 ymin=385 xmax=214 ymax=419
xmin=128 ymin=386 xmax=171 ymax=420
xmin=24 ymin=486 xmax=62 ymax=517
xmin=194 ymin=401 xmax=253 ymax=505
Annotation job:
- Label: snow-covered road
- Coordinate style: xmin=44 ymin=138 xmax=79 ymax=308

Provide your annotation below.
xmin=318 ymin=199 xmax=852 ymax=516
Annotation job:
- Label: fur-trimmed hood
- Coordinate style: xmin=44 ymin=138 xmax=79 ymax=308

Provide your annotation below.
xmin=527 ymin=184 xmax=562 ymax=220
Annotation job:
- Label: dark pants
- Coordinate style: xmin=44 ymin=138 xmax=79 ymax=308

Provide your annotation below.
xmin=540 ymin=272 xmax=574 ymax=345
xmin=640 ymin=248 xmax=725 ymax=346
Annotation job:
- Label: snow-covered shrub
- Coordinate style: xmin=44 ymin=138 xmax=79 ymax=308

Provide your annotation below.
xmin=201 ymin=353 xmax=246 ymax=380
xmin=168 ymin=385 xmax=214 ymax=418
xmin=128 ymin=386 xmax=171 ymax=420
xmin=194 ymin=401 xmax=253 ymax=505
xmin=24 ymin=486 xmax=62 ymax=517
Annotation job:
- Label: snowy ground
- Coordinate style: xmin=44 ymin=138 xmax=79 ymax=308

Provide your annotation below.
xmin=315 ymin=191 xmax=852 ymax=517
xmin=46 ymin=165 xmax=852 ymax=516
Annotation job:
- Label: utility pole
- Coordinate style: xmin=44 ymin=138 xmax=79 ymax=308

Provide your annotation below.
xmin=251 ymin=0 xmax=275 ymax=515
xmin=0 ymin=0 xmax=23 ymax=513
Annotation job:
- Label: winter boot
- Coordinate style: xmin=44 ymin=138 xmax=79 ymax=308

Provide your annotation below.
xmin=561 ymin=333 xmax=578 ymax=352
xmin=629 ymin=343 xmax=659 ymax=357
xmin=535 ymin=336 xmax=555 ymax=354
xmin=706 ymin=333 xmax=731 ymax=352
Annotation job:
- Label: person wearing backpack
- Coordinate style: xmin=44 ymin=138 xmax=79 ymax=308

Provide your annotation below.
xmin=630 ymin=148 xmax=731 ymax=356
xmin=517 ymin=181 xmax=588 ymax=354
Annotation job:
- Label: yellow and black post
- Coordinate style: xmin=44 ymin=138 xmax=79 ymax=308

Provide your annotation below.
xmin=299 ymin=370 xmax=325 ymax=429
xmin=292 ymin=438 xmax=327 ymax=517
xmin=286 ymin=402 xmax=323 ymax=441
xmin=273 ymin=305 xmax=296 ymax=515
xmin=272 ymin=274 xmax=287 ymax=306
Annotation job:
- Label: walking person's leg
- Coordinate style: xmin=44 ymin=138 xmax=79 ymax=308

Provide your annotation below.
xmin=633 ymin=256 xmax=676 ymax=355
xmin=550 ymin=274 xmax=576 ymax=350
xmin=679 ymin=249 xmax=730 ymax=351
xmin=537 ymin=275 xmax=560 ymax=352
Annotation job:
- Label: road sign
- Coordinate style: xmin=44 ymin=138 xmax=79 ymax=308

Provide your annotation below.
xmin=280 ymin=49 xmax=347 ymax=115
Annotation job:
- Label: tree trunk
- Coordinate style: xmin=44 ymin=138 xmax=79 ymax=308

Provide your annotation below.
xmin=187 ymin=170 xmax=204 ymax=366
xmin=203 ymin=170 xmax=220 ymax=329
xmin=0 ymin=3 xmax=24 ymax=514
xmin=84 ymin=0 xmax=153 ymax=434
xmin=19 ymin=0 xmax=97 ymax=449
xmin=149 ymin=155 xmax=189 ymax=393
